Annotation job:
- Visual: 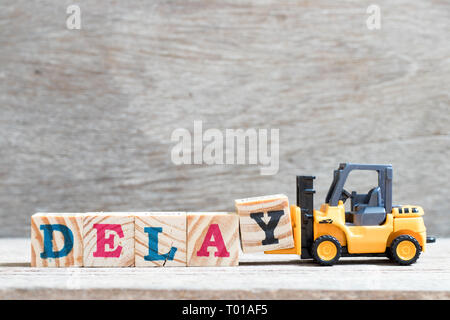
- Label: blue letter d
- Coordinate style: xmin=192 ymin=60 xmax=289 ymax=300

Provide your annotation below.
xmin=40 ymin=224 xmax=74 ymax=259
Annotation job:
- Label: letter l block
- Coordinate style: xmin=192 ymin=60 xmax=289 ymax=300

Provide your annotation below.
xmin=134 ymin=212 xmax=187 ymax=267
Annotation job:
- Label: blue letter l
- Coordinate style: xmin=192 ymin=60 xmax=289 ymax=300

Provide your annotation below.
xmin=144 ymin=227 xmax=177 ymax=261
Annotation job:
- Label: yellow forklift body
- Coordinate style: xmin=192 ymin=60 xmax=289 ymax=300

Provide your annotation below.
xmin=264 ymin=202 xmax=427 ymax=256
xmin=313 ymin=201 xmax=392 ymax=253
xmin=263 ymin=164 xmax=431 ymax=265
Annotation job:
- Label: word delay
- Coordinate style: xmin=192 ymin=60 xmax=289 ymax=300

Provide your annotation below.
xmin=31 ymin=194 xmax=292 ymax=267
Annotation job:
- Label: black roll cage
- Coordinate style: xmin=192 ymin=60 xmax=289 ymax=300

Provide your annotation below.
xmin=325 ymin=163 xmax=393 ymax=214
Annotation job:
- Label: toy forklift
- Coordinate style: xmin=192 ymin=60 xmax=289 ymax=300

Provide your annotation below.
xmin=266 ymin=163 xmax=435 ymax=265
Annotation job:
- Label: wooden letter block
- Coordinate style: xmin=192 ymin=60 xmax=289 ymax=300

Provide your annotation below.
xmin=83 ymin=212 xmax=134 ymax=267
xmin=235 ymin=194 xmax=294 ymax=253
xmin=135 ymin=212 xmax=186 ymax=267
xmin=187 ymin=212 xmax=239 ymax=267
xmin=31 ymin=213 xmax=83 ymax=267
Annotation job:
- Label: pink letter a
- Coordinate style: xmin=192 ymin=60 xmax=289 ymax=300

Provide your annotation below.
xmin=196 ymin=224 xmax=230 ymax=257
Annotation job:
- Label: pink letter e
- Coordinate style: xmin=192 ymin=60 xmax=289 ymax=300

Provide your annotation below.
xmin=93 ymin=224 xmax=124 ymax=258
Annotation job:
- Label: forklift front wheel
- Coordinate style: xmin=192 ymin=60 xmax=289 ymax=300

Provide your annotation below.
xmin=312 ymin=235 xmax=342 ymax=266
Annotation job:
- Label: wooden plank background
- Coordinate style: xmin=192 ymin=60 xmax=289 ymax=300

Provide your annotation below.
xmin=0 ymin=0 xmax=449 ymax=237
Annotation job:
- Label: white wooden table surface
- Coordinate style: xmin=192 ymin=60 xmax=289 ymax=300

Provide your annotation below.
xmin=0 ymin=238 xmax=448 ymax=299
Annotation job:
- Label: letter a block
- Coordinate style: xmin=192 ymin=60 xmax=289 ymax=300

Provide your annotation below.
xmin=187 ymin=212 xmax=239 ymax=267
xmin=83 ymin=212 xmax=134 ymax=267
xmin=135 ymin=212 xmax=187 ymax=267
xmin=235 ymin=194 xmax=294 ymax=253
xmin=31 ymin=213 xmax=83 ymax=267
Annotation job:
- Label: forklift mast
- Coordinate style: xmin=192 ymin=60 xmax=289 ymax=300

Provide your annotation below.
xmin=297 ymin=175 xmax=315 ymax=259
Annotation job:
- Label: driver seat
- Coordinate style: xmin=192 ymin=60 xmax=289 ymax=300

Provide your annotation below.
xmin=350 ymin=187 xmax=386 ymax=226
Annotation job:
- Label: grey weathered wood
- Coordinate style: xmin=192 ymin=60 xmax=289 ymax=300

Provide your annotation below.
xmin=0 ymin=238 xmax=449 ymax=299
xmin=0 ymin=1 xmax=449 ymax=237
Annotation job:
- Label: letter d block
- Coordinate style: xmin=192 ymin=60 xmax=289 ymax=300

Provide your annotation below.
xmin=135 ymin=212 xmax=187 ymax=267
xmin=83 ymin=212 xmax=134 ymax=267
xmin=235 ymin=194 xmax=294 ymax=253
xmin=187 ymin=212 xmax=239 ymax=267
xmin=31 ymin=213 xmax=83 ymax=267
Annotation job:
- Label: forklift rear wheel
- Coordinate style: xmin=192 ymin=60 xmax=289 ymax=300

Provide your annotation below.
xmin=389 ymin=235 xmax=421 ymax=266
xmin=385 ymin=248 xmax=395 ymax=261
xmin=312 ymin=235 xmax=342 ymax=266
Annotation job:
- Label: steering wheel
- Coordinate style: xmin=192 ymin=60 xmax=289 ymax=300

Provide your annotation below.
xmin=339 ymin=189 xmax=352 ymax=203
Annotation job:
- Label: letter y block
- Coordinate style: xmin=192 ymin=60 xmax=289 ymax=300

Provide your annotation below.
xmin=235 ymin=194 xmax=294 ymax=253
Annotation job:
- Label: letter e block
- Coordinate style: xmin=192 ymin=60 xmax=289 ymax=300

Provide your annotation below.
xmin=235 ymin=194 xmax=294 ymax=253
xmin=187 ymin=212 xmax=239 ymax=266
xmin=31 ymin=213 xmax=83 ymax=267
xmin=135 ymin=212 xmax=187 ymax=267
xmin=83 ymin=212 xmax=134 ymax=267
